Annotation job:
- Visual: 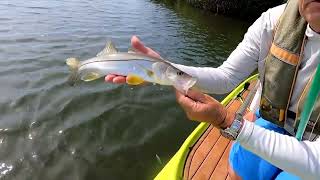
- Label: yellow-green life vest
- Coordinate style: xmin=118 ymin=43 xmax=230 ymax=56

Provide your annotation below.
xmin=259 ymin=0 xmax=320 ymax=135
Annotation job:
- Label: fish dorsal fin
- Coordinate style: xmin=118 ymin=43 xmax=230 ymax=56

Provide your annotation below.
xmin=97 ymin=41 xmax=118 ymax=57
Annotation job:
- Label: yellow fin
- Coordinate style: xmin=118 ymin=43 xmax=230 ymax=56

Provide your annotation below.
xmin=126 ymin=74 xmax=144 ymax=85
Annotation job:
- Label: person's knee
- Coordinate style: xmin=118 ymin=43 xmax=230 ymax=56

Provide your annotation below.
xmin=229 ymin=142 xmax=281 ymax=180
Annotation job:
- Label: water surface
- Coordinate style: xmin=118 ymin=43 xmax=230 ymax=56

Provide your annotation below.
xmin=0 ymin=0 xmax=249 ymax=179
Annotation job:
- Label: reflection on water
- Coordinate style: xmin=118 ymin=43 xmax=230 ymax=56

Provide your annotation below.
xmin=0 ymin=0 xmax=249 ymax=179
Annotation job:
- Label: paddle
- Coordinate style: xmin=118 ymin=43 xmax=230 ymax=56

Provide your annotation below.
xmin=296 ymin=63 xmax=320 ymax=141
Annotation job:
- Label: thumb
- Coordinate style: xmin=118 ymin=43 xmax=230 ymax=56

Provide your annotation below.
xmin=131 ymin=36 xmax=161 ymax=58
xmin=131 ymin=35 xmax=149 ymax=54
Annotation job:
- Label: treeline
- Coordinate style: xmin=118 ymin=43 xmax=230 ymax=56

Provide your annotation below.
xmin=178 ymin=0 xmax=285 ymax=21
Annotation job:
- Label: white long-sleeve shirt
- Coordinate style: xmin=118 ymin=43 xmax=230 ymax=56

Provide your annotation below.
xmin=175 ymin=4 xmax=320 ymax=179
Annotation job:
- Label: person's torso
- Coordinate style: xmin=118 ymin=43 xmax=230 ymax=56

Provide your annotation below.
xmin=253 ymin=3 xmax=320 ymax=139
xmin=256 ymin=5 xmax=320 ymax=113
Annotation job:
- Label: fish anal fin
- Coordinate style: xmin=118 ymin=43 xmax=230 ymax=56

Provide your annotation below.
xmin=81 ymin=72 xmax=102 ymax=82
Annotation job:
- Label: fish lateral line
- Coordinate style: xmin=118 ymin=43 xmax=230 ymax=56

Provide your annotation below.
xmin=79 ymin=58 xmax=156 ymax=68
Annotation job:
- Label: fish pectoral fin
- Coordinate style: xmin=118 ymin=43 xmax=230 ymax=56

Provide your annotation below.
xmin=135 ymin=64 xmax=154 ymax=78
xmin=146 ymin=69 xmax=154 ymax=78
xmin=96 ymin=41 xmax=118 ymax=57
xmin=126 ymin=74 xmax=145 ymax=85
xmin=151 ymin=62 xmax=169 ymax=83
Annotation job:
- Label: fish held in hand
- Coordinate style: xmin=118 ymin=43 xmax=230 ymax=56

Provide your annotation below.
xmin=66 ymin=41 xmax=197 ymax=94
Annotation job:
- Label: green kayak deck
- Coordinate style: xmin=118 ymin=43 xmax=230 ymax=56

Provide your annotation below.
xmin=155 ymin=75 xmax=258 ymax=180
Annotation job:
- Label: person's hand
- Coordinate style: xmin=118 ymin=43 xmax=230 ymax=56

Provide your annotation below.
xmin=175 ymin=90 xmax=235 ymax=128
xmin=105 ymin=35 xmax=161 ymax=84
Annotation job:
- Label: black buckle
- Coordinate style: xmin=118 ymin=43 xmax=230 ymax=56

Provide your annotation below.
xmin=287 ymin=110 xmax=296 ymax=119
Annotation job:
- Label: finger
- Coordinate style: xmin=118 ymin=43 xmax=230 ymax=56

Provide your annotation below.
xmin=175 ymin=90 xmax=198 ymax=111
xmin=131 ymin=36 xmax=161 ymax=58
xmin=113 ymin=76 xmax=126 ymax=84
xmin=185 ymin=90 xmax=208 ymax=103
xmin=105 ymin=74 xmax=116 ymax=82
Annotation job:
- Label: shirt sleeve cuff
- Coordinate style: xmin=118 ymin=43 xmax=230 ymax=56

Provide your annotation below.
xmin=236 ymin=120 xmax=255 ymax=143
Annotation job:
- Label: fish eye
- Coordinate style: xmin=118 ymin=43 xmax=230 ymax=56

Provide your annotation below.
xmin=177 ymin=71 xmax=183 ymax=76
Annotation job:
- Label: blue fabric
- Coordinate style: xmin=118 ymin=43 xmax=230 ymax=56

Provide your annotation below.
xmin=229 ymin=110 xmax=300 ymax=180
xmin=275 ymin=171 xmax=300 ymax=180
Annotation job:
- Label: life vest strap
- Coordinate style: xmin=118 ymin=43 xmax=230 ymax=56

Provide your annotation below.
xmin=270 ymin=43 xmax=300 ymax=65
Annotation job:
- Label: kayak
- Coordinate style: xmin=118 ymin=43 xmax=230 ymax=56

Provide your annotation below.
xmin=155 ymin=74 xmax=259 ymax=180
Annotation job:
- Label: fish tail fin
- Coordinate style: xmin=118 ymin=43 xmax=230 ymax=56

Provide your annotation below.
xmin=66 ymin=57 xmax=80 ymax=86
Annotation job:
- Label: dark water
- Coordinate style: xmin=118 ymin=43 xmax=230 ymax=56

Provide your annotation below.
xmin=0 ymin=0 xmax=249 ymax=179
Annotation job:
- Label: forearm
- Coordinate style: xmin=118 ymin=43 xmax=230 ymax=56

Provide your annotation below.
xmin=172 ymin=6 xmax=269 ymax=94
xmin=173 ymin=48 xmax=258 ymax=94
xmin=238 ymin=120 xmax=320 ymax=180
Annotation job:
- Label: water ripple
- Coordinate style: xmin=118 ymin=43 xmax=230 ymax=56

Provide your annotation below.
xmin=0 ymin=0 xmax=249 ymax=179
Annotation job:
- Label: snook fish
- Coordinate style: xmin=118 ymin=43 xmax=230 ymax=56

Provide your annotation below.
xmin=66 ymin=41 xmax=197 ymax=94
